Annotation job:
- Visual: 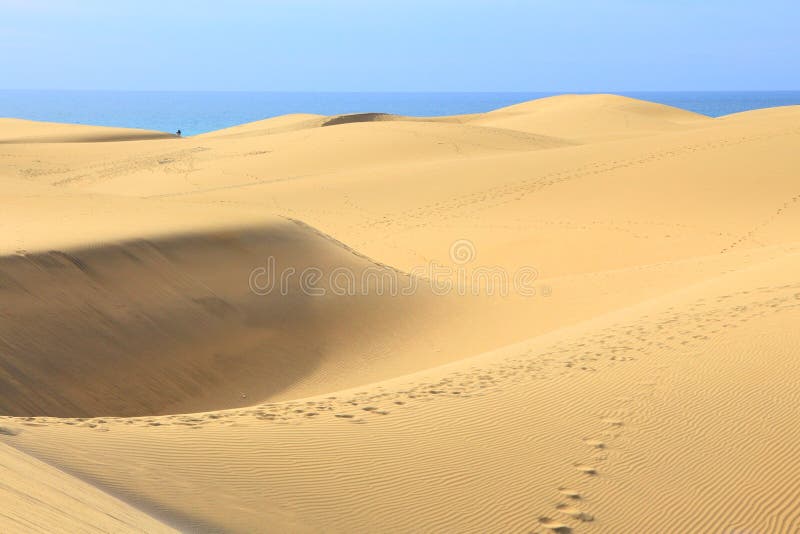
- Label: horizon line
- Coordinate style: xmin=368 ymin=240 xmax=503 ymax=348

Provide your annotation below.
xmin=3 ymin=88 xmax=800 ymax=94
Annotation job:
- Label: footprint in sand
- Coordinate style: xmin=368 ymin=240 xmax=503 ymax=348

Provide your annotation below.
xmin=602 ymin=418 xmax=624 ymax=426
xmin=583 ymin=438 xmax=606 ymax=449
xmin=538 ymin=517 xmax=572 ymax=532
xmin=555 ymin=503 xmax=594 ymax=522
xmin=557 ymin=487 xmax=581 ymax=499
xmin=574 ymin=464 xmax=597 ymax=475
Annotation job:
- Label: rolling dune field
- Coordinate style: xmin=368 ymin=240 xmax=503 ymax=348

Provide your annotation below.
xmin=1 ymin=94 xmax=799 ymax=533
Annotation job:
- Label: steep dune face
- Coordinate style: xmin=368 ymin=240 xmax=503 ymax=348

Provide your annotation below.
xmin=0 ymin=220 xmax=447 ymax=417
xmin=1 ymin=95 xmax=800 ymax=532
xmin=0 ymin=218 xmax=559 ymax=419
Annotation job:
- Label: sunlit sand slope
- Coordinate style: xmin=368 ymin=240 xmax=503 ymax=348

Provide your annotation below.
xmin=3 ymin=250 xmax=799 ymax=532
xmin=1 ymin=95 xmax=799 ymax=532
xmin=470 ymin=93 xmax=712 ymax=140
xmin=0 ymin=442 xmax=175 ymax=533
xmin=0 ymin=118 xmax=175 ymax=143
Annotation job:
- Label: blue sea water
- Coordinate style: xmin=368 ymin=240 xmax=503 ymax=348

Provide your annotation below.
xmin=1 ymin=91 xmax=799 ymax=137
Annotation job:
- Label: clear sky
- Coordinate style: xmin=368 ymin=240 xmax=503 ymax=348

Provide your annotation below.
xmin=1 ymin=0 xmax=798 ymax=91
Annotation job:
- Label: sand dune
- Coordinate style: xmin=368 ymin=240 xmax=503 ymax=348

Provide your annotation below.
xmin=0 ymin=118 xmax=176 ymax=143
xmin=1 ymin=94 xmax=799 ymax=532
xmin=0 ymin=219 xmax=547 ymax=418
xmin=718 ymin=104 xmax=800 ymax=121
xmin=195 ymin=113 xmax=326 ymax=138
xmin=470 ymin=94 xmax=712 ymax=141
xmin=0 ymin=442 xmax=175 ymax=533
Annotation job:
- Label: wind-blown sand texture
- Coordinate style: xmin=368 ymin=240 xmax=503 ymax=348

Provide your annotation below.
xmin=1 ymin=94 xmax=799 ymax=532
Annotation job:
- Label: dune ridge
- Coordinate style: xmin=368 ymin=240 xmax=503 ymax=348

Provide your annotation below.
xmin=1 ymin=94 xmax=799 ymax=532
xmin=0 ymin=118 xmax=176 ymax=143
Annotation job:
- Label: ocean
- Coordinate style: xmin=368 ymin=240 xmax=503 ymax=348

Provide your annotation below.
xmin=2 ymin=90 xmax=799 ymax=137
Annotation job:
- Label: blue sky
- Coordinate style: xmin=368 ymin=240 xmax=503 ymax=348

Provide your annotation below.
xmin=1 ymin=0 xmax=798 ymax=91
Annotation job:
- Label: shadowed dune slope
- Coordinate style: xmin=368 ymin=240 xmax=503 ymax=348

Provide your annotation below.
xmin=0 ymin=217 xmax=568 ymax=419
xmin=0 ymin=220 xmax=453 ymax=417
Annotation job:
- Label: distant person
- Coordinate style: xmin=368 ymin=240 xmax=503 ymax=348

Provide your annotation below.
xmin=176 ymin=129 xmax=182 ymax=137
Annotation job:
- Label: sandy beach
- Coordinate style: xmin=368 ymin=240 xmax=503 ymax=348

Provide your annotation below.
xmin=1 ymin=94 xmax=799 ymax=532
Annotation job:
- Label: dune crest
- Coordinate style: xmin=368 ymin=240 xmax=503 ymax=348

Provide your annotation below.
xmin=0 ymin=118 xmax=175 ymax=143
xmin=470 ymin=93 xmax=712 ymax=140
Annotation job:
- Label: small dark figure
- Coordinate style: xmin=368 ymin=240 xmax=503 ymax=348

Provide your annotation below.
xmin=176 ymin=129 xmax=182 ymax=137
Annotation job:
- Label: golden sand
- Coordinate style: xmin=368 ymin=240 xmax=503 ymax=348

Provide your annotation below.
xmin=1 ymin=95 xmax=799 ymax=532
